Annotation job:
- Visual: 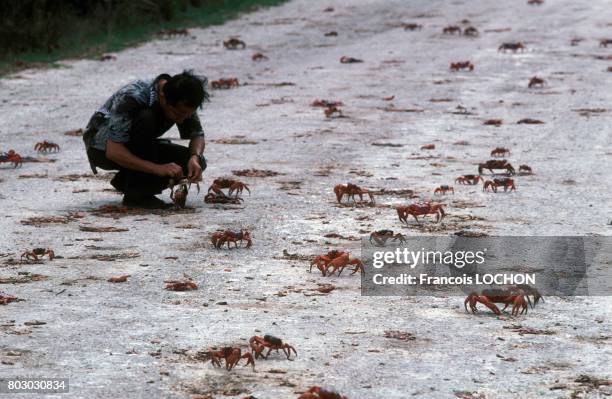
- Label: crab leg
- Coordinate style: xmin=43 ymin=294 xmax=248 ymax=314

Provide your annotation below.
xmin=511 ymin=296 xmax=529 ymax=316
xmin=475 ymin=296 xmax=502 ymax=315
xmin=370 ymin=236 xmax=386 ymax=246
xmin=226 ymin=349 xmax=241 ymax=370
xmin=285 ymin=344 xmax=297 ymax=358
xmin=241 ymin=353 xmax=255 ymax=370
xmin=465 ymin=295 xmax=478 ymax=313
xmin=255 ymin=345 xmax=266 ymax=359
xmin=208 ymin=185 xmax=226 ymax=196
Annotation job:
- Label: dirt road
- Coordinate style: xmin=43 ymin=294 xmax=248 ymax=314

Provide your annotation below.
xmin=1 ymin=0 xmax=611 ymax=398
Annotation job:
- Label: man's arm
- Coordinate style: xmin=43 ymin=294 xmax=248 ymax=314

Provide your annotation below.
xmin=106 ymin=140 xmax=183 ymax=178
xmin=189 ymin=136 xmax=205 ymax=157
xmin=178 ymin=112 xmax=206 ymax=182
xmin=186 ymin=136 xmax=205 ymax=181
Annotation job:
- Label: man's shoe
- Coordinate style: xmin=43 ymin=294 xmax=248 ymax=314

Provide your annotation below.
xmin=122 ymin=195 xmax=172 ymax=209
xmin=110 ymin=172 xmax=125 ymax=192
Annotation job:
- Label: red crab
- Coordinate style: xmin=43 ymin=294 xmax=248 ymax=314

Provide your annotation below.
xmin=493 ymin=178 xmax=516 ymax=192
xmin=483 ymin=180 xmax=498 ymax=192
xmin=252 ymin=52 xmax=268 ymax=61
xmin=483 ymin=119 xmax=503 ymax=126
xmin=478 ymin=160 xmax=515 ymax=175
xmin=310 ymin=250 xmax=345 ymax=276
xmin=434 ymin=185 xmax=454 ymax=195
xmin=311 ymin=99 xmax=343 ymax=108
xmin=208 ymin=178 xmax=250 ymax=198
xmin=519 ymin=164 xmax=533 ymax=175
xmin=299 ymin=386 xmax=348 ymax=399
xmin=324 ymin=105 xmax=343 ymax=118
xmin=211 ymin=78 xmax=239 ymax=89
xmin=205 ymin=346 xmax=255 ymax=371
xmin=397 ymin=202 xmax=446 ymax=224
xmin=340 ymin=56 xmax=363 ymax=64
xmin=599 ymin=39 xmax=612 ymax=48
xmin=450 ymin=61 xmax=474 ymax=71
xmin=34 ymin=141 xmax=60 ymax=153
xmin=498 ymin=42 xmax=525 ymax=52
xmin=223 ymin=38 xmax=246 ymax=49
xmin=164 ymin=280 xmax=198 ymax=291
xmin=211 ymin=229 xmax=252 ymax=249
xmin=333 ymin=183 xmax=375 ymax=205
xmin=402 ymin=23 xmax=423 ymax=31
xmin=443 ymin=25 xmax=462 ymax=35
xmin=169 ymin=178 xmax=200 ymax=208
xmin=491 ymin=147 xmax=510 ymax=157
xmin=249 ymin=335 xmax=297 ymax=360
xmin=455 ymin=174 xmax=483 ymax=185
xmin=465 ymin=285 xmax=543 ymax=316
xmin=369 ymin=230 xmax=406 ymax=246
xmin=463 ymin=26 xmax=479 ymax=37
xmin=0 ymin=291 xmax=21 ymax=305
xmin=0 ymin=150 xmax=23 ymax=167
xmin=204 ymin=192 xmax=244 ymax=204
xmin=528 ymin=76 xmax=545 ymax=88
xmin=108 ymin=275 xmax=130 ymax=283
xmin=465 ymin=289 xmax=528 ymax=316
xmin=325 ymin=252 xmax=364 ymax=276
xmin=517 ymin=118 xmax=544 ymax=124
xmin=484 ymin=179 xmax=518 ymax=193
xmin=21 ymin=248 xmax=55 ymax=261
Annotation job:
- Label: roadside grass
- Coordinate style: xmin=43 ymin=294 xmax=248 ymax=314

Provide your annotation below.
xmin=0 ymin=0 xmax=288 ymax=77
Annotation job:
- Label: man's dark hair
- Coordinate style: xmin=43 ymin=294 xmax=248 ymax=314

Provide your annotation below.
xmin=162 ymin=70 xmax=209 ymax=108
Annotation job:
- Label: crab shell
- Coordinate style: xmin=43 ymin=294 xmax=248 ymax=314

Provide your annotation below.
xmin=169 ymin=179 xmax=191 ymax=207
xmin=263 ymin=334 xmax=283 ymax=346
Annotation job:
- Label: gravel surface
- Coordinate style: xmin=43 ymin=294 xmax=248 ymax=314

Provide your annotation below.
xmin=0 ymin=0 xmax=611 ymax=398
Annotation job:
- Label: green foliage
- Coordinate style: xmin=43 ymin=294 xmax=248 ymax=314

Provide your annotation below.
xmin=0 ymin=0 xmax=287 ymax=75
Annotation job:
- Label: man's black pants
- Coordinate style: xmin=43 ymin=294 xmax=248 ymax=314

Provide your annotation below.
xmin=86 ymin=109 xmax=204 ymax=197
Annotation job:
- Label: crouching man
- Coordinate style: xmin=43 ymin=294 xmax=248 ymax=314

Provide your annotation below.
xmin=83 ymin=70 xmax=209 ymax=209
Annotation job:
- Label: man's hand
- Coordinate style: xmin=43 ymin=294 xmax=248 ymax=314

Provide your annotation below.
xmin=187 ymin=155 xmax=203 ymax=182
xmin=156 ymin=163 xmax=184 ymax=179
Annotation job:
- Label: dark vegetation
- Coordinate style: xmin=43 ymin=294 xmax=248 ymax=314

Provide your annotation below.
xmin=0 ymin=0 xmax=286 ymax=75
